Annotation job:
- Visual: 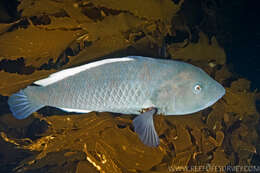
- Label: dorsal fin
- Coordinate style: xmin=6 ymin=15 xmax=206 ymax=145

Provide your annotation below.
xmin=34 ymin=57 xmax=135 ymax=86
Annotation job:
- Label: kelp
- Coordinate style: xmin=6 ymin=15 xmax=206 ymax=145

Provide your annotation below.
xmin=80 ymin=13 xmax=145 ymax=41
xmin=90 ymin=0 xmax=183 ymax=22
xmin=1 ymin=113 xmax=163 ymax=172
xmin=18 ymin=0 xmax=183 ymax=22
xmin=0 ymin=26 xmax=83 ymax=67
xmin=18 ymin=0 xmax=66 ymax=17
xmin=168 ymin=32 xmax=226 ymax=64
xmin=0 ymin=20 xmax=21 ymax=34
xmin=0 ymin=70 xmax=56 ymax=95
xmin=0 ymin=0 xmax=259 ymax=172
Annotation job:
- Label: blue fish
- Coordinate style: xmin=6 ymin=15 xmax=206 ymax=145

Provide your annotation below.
xmin=8 ymin=56 xmax=225 ymax=147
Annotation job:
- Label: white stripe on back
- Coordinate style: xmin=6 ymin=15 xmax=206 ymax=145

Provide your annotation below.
xmin=34 ymin=57 xmax=134 ymax=86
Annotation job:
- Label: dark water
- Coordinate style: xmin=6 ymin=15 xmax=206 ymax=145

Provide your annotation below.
xmin=224 ymin=0 xmax=260 ymax=91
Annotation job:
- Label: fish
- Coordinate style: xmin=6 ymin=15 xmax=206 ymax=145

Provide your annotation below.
xmin=8 ymin=56 xmax=225 ymax=147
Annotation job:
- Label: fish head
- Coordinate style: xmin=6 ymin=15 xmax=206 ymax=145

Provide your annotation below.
xmin=166 ymin=63 xmax=225 ymax=115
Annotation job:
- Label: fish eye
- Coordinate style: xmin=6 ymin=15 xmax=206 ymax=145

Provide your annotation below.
xmin=193 ymin=84 xmax=202 ymax=94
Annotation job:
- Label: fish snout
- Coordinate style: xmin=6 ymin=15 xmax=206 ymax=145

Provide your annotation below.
xmin=217 ymin=82 xmax=226 ymax=99
xmin=210 ymin=81 xmax=225 ymax=105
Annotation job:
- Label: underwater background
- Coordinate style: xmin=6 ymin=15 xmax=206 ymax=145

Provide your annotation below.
xmin=0 ymin=0 xmax=259 ymax=172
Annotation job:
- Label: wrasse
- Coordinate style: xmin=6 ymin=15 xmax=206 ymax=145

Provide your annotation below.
xmin=8 ymin=56 xmax=225 ymax=147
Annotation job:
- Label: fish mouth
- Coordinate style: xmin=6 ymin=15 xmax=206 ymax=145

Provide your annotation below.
xmin=204 ymin=84 xmax=226 ymax=109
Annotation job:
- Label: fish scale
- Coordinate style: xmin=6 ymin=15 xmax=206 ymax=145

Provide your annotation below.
xmin=34 ymin=61 xmax=155 ymax=113
xmin=88 ymin=80 xmax=147 ymax=111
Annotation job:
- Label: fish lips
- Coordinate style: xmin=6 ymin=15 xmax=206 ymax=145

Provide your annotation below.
xmin=204 ymin=82 xmax=226 ymax=109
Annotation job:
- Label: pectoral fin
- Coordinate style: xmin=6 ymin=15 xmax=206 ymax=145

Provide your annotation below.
xmin=132 ymin=108 xmax=159 ymax=147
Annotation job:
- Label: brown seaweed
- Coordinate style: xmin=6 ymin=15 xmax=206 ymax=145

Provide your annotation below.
xmin=0 ymin=0 xmax=259 ymax=172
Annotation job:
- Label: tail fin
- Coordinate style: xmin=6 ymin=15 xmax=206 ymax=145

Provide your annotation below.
xmin=8 ymin=90 xmax=44 ymax=119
